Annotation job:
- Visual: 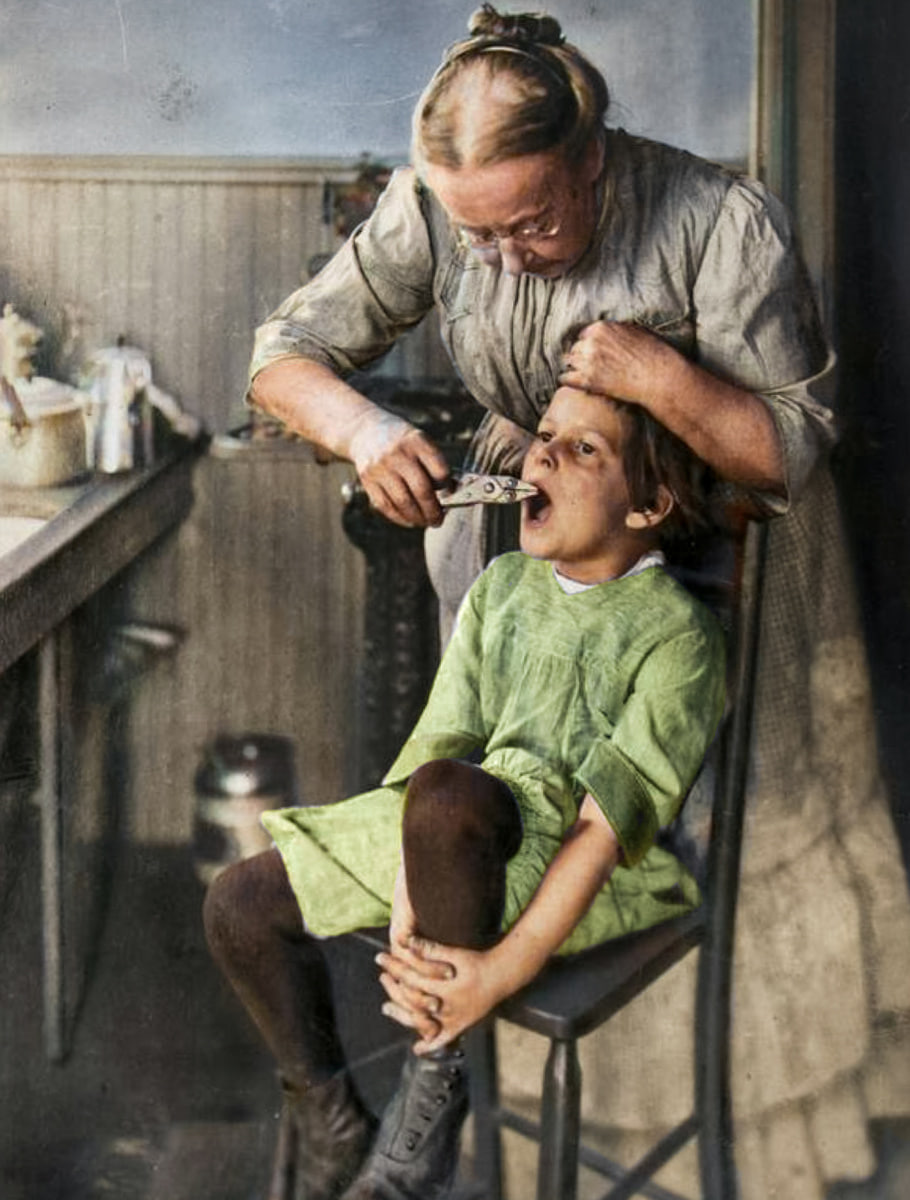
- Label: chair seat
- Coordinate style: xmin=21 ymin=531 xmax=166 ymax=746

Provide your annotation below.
xmin=349 ymin=910 xmax=705 ymax=1044
xmin=497 ymin=907 xmax=705 ymax=1041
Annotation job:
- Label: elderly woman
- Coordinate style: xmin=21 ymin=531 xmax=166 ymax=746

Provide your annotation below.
xmin=246 ymin=6 xmax=910 ymax=1199
xmin=250 ymin=5 xmax=833 ymax=629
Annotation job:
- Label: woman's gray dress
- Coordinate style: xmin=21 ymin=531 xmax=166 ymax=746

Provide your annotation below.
xmin=251 ymin=129 xmax=910 ymax=1198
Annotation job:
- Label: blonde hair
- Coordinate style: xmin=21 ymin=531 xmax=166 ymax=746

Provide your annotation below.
xmin=412 ymin=5 xmax=609 ymax=173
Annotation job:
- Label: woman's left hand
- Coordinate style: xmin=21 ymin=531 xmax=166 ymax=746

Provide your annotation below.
xmin=376 ymin=937 xmax=508 ymax=1053
xmin=560 ymin=320 xmax=682 ymax=407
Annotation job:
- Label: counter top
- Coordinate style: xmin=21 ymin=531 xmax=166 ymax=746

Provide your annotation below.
xmin=0 ymin=439 xmax=200 ymax=675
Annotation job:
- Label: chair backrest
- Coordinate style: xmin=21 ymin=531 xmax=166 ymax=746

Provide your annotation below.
xmin=695 ymin=519 xmax=768 ymax=1193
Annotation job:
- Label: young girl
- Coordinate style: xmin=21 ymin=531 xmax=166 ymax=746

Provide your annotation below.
xmin=203 ymin=385 xmax=726 ymax=1200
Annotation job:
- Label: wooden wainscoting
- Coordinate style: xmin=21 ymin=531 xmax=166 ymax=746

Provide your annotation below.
xmin=122 ymin=452 xmax=367 ymax=843
xmin=0 ymin=155 xmax=452 ymax=431
xmin=0 ymin=155 xmax=449 ymax=841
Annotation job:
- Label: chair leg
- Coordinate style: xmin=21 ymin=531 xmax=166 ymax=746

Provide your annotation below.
xmin=696 ymin=1016 xmax=738 ymax=1200
xmin=537 ymin=1037 xmax=582 ymax=1200
xmin=695 ymin=930 xmax=739 ymax=1199
xmin=466 ymin=1020 xmax=505 ymax=1200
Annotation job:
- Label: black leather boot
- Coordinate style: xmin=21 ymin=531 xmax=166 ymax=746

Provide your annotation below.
xmin=268 ymin=1071 xmax=378 ymax=1200
xmin=340 ymin=1043 xmax=469 ymax=1200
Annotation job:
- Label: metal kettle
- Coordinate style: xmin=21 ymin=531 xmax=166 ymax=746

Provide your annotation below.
xmin=85 ymin=342 xmax=155 ymax=473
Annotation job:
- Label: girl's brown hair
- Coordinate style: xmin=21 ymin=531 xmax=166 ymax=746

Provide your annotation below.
xmin=618 ymin=402 xmax=715 ymax=544
xmin=412 ymin=5 xmax=609 ymax=172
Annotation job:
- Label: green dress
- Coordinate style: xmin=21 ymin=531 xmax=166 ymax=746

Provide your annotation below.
xmin=263 ymin=553 xmax=725 ymax=955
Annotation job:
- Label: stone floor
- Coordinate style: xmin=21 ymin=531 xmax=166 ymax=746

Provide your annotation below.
xmin=1 ymin=810 xmax=908 ymax=1200
xmin=0 ymin=812 xmax=417 ymax=1200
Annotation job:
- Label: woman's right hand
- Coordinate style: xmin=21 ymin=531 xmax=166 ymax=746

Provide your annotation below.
xmin=349 ymin=411 xmax=451 ymax=528
xmin=250 ymin=358 xmax=451 ymax=528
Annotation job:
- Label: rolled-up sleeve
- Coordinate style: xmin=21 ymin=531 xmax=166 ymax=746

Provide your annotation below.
xmin=575 ymin=625 xmax=726 ymax=866
xmin=693 ymin=178 xmax=837 ymax=510
xmin=249 ymin=167 xmax=438 ymax=384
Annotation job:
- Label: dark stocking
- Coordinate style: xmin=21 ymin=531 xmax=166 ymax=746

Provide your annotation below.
xmin=402 ymin=758 xmax=523 ymax=950
xmin=337 ymin=762 xmax=523 ymax=1199
xmin=203 ymin=847 xmax=345 ymax=1091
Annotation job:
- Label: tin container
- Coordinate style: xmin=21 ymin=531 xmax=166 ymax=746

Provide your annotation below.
xmin=193 ymin=734 xmax=298 ymax=885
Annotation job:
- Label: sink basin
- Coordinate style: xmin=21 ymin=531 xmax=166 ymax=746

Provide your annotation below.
xmin=0 ymin=515 xmax=48 ymax=558
xmin=0 ymin=481 xmax=80 ymax=562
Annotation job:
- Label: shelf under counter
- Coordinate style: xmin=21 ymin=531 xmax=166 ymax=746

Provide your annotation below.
xmin=0 ymin=437 xmax=202 ymax=1062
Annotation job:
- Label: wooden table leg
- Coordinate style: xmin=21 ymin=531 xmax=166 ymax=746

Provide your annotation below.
xmin=39 ymin=627 xmax=68 ymax=1063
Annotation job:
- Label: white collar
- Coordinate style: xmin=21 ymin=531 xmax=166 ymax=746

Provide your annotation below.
xmin=552 ymin=549 xmax=666 ymax=594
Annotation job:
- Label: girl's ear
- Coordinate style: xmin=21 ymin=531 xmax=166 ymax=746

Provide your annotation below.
xmin=625 ymin=483 xmax=675 ymax=530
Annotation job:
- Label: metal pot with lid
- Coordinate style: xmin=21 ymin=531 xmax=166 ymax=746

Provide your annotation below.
xmin=0 ymin=374 xmax=89 ymax=488
xmin=0 ymin=304 xmax=89 ymax=488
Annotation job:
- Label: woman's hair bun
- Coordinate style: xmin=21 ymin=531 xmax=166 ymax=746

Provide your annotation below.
xmin=468 ymin=4 xmax=565 ymax=47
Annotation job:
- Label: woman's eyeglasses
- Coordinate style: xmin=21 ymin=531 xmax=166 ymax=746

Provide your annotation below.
xmin=458 ymin=213 xmax=562 ymax=251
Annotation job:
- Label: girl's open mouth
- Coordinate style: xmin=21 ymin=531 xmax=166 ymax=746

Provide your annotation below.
xmin=523 ymin=484 xmax=551 ymax=525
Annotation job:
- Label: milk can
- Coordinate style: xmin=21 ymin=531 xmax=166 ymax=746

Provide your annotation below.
xmin=193 ymin=734 xmax=298 ymax=885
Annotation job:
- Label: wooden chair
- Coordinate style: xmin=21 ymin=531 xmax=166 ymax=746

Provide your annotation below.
xmin=462 ymin=524 xmax=768 ymax=1200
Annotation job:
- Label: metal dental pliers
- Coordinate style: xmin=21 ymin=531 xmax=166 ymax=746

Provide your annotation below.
xmin=437 ymin=472 xmax=539 ymax=508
